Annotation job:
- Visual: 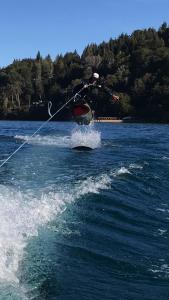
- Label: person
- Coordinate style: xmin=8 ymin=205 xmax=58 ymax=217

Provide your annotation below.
xmin=73 ymin=72 xmax=120 ymax=104
xmin=71 ymin=72 xmax=120 ymax=125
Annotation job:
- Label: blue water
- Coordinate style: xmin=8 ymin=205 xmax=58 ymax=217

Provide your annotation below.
xmin=0 ymin=121 xmax=169 ymax=300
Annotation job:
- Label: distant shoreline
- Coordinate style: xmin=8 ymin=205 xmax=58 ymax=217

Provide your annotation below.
xmin=0 ymin=118 xmax=168 ymax=124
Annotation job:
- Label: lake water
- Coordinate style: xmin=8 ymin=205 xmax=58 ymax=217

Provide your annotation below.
xmin=0 ymin=121 xmax=169 ymax=299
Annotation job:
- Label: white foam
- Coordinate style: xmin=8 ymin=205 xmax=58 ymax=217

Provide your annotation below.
xmin=162 ymin=156 xmax=169 ymax=160
xmin=149 ymin=263 xmax=169 ymax=278
xmin=15 ymin=127 xmax=101 ymax=149
xmin=0 ymin=186 xmax=65 ymax=283
xmin=129 ymin=163 xmax=143 ymax=170
xmin=0 ymin=172 xmax=111 ymax=284
xmin=156 ymin=208 xmax=169 ymax=213
xmin=70 ymin=127 xmax=101 ymax=149
xmin=157 ymin=229 xmax=167 ymax=236
xmin=15 ymin=134 xmax=70 ymax=147
xmin=111 ymin=167 xmax=131 ymax=177
xmin=74 ymin=174 xmax=111 ymax=196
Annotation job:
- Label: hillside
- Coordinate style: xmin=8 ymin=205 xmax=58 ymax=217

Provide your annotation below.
xmin=0 ymin=22 xmax=169 ymax=122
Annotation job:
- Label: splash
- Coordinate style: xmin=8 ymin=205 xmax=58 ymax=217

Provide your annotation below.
xmin=111 ymin=166 xmax=131 ymax=177
xmin=0 ymin=185 xmax=65 ymax=283
xmin=70 ymin=126 xmax=101 ymax=149
xmin=15 ymin=134 xmax=70 ymax=147
xmin=15 ymin=126 xmax=101 ymax=150
xmin=0 ymin=172 xmax=111 ymax=285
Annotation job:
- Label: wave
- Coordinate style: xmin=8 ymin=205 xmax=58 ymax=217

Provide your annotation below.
xmin=111 ymin=166 xmax=131 ymax=177
xmin=0 ymin=172 xmax=111 ymax=285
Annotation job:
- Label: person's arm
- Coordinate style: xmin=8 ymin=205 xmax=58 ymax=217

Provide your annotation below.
xmin=100 ymin=83 xmax=120 ymax=103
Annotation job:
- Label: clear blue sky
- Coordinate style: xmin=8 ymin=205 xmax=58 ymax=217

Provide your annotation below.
xmin=0 ymin=0 xmax=168 ymax=67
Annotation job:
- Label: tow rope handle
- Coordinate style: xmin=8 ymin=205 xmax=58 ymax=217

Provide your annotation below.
xmin=48 ymin=101 xmax=53 ymax=117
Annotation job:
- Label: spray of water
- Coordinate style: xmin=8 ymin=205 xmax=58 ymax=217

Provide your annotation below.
xmin=15 ymin=134 xmax=70 ymax=147
xmin=16 ymin=126 xmax=101 ymax=150
xmin=70 ymin=126 xmax=101 ymax=149
xmin=0 ymin=173 xmax=110 ymax=285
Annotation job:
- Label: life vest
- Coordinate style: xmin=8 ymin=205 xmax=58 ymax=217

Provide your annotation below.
xmin=72 ymin=103 xmax=93 ymax=125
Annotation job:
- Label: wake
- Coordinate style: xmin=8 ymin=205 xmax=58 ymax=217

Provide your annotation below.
xmin=15 ymin=125 xmax=101 ymax=149
xmin=0 ymin=173 xmax=110 ymax=284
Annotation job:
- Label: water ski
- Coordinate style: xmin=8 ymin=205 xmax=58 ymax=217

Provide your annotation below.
xmin=72 ymin=145 xmax=93 ymax=151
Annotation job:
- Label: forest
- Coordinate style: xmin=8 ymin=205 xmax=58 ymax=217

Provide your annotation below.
xmin=0 ymin=22 xmax=169 ymax=122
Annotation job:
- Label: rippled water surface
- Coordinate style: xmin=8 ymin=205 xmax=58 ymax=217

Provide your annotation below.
xmin=0 ymin=121 xmax=169 ymax=299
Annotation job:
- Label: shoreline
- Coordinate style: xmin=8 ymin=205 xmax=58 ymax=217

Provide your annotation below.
xmin=0 ymin=116 xmax=168 ymax=124
xmin=0 ymin=119 xmax=168 ymax=125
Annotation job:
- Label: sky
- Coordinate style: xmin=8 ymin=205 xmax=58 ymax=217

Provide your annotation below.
xmin=0 ymin=0 xmax=169 ymax=67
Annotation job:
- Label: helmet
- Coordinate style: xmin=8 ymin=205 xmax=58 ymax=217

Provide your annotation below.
xmin=93 ymin=72 xmax=99 ymax=79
